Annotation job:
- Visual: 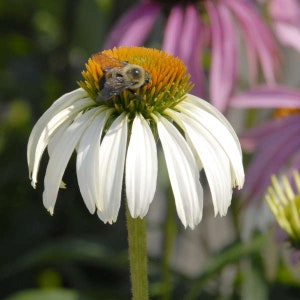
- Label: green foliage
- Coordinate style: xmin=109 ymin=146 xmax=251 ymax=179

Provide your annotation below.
xmin=5 ymin=289 xmax=79 ymax=300
xmin=0 ymin=1 xmax=128 ymax=298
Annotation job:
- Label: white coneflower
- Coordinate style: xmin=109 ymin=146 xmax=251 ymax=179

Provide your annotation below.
xmin=27 ymin=46 xmax=244 ymax=229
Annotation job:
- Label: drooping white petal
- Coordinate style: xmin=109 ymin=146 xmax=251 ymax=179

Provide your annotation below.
xmin=182 ymin=94 xmax=241 ymax=148
xmin=28 ymin=93 xmax=94 ymax=188
xmin=126 ymin=114 xmax=158 ymax=218
xmin=76 ymin=108 xmax=113 ymax=213
xmin=43 ymin=108 xmax=99 ymax=214
xmin=27 ymin=88 xmax=87 ymax=168
xmin=97 ymin=113 xmax=128 ymax=224
xmin=155 ymin=113 xmax=203 ymax=229
xmin=167 ymin=109 xmax=232 ymax=216
xmin=47 ymin=119 xmax=75 ymax=190
xmin=47 ymin=119 xmax=74 ymax=155
xmin=177 ymin=95 xmax=244 ymax=188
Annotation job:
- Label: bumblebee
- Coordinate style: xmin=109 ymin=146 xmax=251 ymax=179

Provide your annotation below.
xmin=93 ymin=53 xmax=150 ymax=102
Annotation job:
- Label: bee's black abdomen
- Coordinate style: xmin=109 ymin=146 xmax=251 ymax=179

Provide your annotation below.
xmin=99 ymin=76 xmax=106 ymax=90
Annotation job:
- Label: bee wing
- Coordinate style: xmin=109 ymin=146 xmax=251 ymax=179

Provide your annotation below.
xmin=92 ymin=53 xmax=126 ymax=71
xmin=96 ymin=77 xmax=133 ymax=102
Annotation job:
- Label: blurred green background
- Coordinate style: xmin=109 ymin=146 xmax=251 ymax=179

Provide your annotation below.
xmin=0 ymin=1 xmax=134 ymax=299
xmin=1 ymin=1 xmax=300 ymax=300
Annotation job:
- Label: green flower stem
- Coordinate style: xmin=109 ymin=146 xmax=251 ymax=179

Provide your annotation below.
xmin=161 ymin=189 xmax=176 ymax=300
xmin=126 ymin=204 xmax=149 ymax=300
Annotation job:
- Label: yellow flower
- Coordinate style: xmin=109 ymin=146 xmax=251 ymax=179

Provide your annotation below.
xmin=265 ymin=170 xmax=300 ymax=247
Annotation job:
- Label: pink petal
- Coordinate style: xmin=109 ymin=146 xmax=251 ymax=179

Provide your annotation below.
xmin=163 ymin=4 xmax=205 ymax=97
xmin=231 ymin=86 xmax=300 ymax=108
xmin=104 ymin=1 xmax=160 ymax=48
xmin=269 ymin=0 xmax=300 ymax=51
xmin=225 ymin=0 xmax=280 ymax=84
xmin=242 ymin=117 xmax=300 ymax=204
xmin=162 ymin=4 xmax=184 ymax=55
xmin=273 ymin=23 xmax=300 ymax=52
xmin=270 ymin=0 xmax=300 ymax=22
xmin=206 ymin=2 xmax=237 ymax=112
xmin=178 ymin=4 xmax=205 ymax=97
xmin=240 ymin=114 xmax=300 ymax=152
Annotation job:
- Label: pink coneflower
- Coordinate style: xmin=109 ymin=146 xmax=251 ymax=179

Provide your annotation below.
xmin=231 ymin=86 xmax=300 ymax=237
xmin=104 ymin=0 xmax=280 ymax=112
xmin=232 ymin=86 xmax=300 ymax=203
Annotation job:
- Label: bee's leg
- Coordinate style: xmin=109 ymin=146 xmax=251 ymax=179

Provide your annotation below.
xmin=128 ymin=89 xmax=144 ymax=101
xmin=96 ymin=94 xmax=106 ymax=103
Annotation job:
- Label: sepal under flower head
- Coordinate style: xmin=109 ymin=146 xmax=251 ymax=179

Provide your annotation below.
xmin=265 ymin=171 xmax=300 ymax=249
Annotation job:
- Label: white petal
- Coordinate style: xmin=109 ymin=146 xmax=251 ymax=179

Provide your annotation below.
xmin=47 ymin=120 xmax=74 ymax=190
xmin=27 ymin=88 xmax=87 ymax=168
xmin=167 ymin=109 xmax=232 ymax=216
xmin=177 ymin=95 xmax=244 ymax=188
xmin=28 ymin=93 xmax=94 ymax=188
xmin=48 ymin=119 xmax=74 ymax=155
xmin=97 ymin=113 xmax=128 ymax=224
xmin=155 ymin=114 xmax=203 ymax=229
xmin=43 ymin=108 xmax=99 ymax=214
xmin=76 ymin=108 xmax=113 ymax=213
xmin=125 ymin=114 xmax=158 ymax=218
xmin=179 ymin=94 xmax=241 ymax=150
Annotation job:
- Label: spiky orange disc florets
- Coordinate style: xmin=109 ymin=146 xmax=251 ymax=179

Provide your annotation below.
xmin=78 ymin=47 xmax=193 ymax=116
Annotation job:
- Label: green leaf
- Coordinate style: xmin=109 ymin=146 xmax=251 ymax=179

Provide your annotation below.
xmin=4 ymin=288 xmax=79 ymax=300
xmin=0 ymin=237 xmax=127 ymax=281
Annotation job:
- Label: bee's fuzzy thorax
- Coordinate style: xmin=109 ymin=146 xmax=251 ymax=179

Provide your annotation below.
xmin=78 ymin=46 xmax=193 ymax=117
